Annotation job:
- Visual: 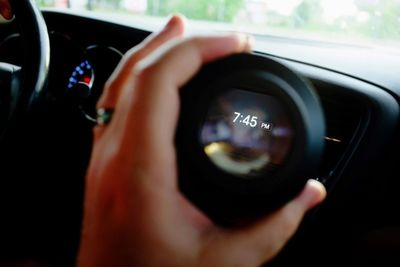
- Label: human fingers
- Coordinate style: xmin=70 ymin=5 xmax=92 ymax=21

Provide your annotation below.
xmin=0 ymin=0 xmax=12 ymax=20
xmin=211 ymin=180 xmax=326 ymax=266
xmin=116 ymin=34 xmax=253 ymax=178
xmin=97 ymin=14 xmax=186 ymax=110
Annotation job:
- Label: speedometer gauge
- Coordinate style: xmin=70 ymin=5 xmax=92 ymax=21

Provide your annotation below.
xmin=67 ymin=60 xmax=94 ymax=97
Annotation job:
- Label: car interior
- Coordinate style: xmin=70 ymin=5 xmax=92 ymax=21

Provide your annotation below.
xmin=0 ymin=1 xmax=400 ymax=266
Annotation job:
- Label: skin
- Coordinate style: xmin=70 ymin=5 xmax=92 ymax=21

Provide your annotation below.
xmin=77 ymin=15 xmax=326 ymax=267
xmin=0 ymin=3 xmax=327 ymax=265
xmin=0 ymin=0 xmax=12 ymax=20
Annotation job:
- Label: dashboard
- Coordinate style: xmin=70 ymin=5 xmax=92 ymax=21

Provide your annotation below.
xmin=0 ymin=9 xmax=399 ymax=266
xmin=0 ymin=22 xmax=123 ymax=122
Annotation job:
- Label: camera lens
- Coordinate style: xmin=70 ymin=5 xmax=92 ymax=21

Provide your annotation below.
xmin=177 ymin=53 xmax=325 ymax=224
xmin=200 ymin=89 xmax=294 ymax=177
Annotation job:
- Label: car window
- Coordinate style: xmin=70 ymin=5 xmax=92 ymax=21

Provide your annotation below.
xmin=38 ymin=0 xmax=400 ymax=49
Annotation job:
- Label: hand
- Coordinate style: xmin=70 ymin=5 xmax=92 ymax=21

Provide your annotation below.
xmin=0 ymin=0 xmax=12 ymax=20
xmin=77 ymin=15 xmax=326 ymax=267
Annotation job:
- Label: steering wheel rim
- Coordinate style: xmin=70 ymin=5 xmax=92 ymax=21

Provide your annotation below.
xmin=0 ymin=1 xmax=51 ymax=260
xmin=0 ymin=0 xmax=49 ymax=136
xmin=13 ymin=0 xmax=50 ymax=106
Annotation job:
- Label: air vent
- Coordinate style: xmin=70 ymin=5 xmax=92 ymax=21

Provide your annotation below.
xmin=312 ymin=81 xmax=366 ymax=182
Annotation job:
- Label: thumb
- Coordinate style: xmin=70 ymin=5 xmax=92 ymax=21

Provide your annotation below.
xmin=212 ymin=179 xmax=326 ymax=266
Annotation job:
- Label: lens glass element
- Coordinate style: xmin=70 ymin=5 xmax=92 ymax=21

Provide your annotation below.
xmin=200 ymin=89 xmax=294 ymax=177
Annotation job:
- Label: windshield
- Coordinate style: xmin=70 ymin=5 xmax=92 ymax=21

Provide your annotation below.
xmin=38 ymin=0 xmax=400 ymax=48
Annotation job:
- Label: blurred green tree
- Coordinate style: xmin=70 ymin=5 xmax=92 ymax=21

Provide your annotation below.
xmin=147 ymin=0 xmax=244 ymax=22
xmin=294 ymin=0 xmax=322 ymax=28
xmin=355 ymin=0 xmax=400 ymax=39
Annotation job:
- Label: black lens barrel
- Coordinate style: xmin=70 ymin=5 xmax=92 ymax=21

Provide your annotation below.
xmin=176 ymin=53 xmax=325 ymax=225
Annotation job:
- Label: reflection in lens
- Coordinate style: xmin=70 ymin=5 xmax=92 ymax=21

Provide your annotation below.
xmin=204 ymin=142 xmax=270 ymax=175
xmin=200 ymin=89 xmax=294 ymax=178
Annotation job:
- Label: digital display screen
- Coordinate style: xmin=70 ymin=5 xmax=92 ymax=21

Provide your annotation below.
xmin=200 ymin=89 xmax=294 ymax=177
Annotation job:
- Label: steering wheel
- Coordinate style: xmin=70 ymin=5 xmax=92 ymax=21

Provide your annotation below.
xmin=0 ymin=0 xmax=49 ymax=137
xmin=0 ymin=0 xmax=51 ymax=259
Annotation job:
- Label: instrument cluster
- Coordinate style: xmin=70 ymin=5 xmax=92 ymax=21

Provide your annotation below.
xmin=0 ymin=31 xmax=123 ymax=120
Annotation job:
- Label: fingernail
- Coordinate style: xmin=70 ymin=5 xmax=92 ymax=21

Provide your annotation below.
xmin=296 ymin=179 xmax=327 ymax=209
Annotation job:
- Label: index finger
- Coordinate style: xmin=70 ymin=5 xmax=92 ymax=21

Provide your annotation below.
xmin=117 ymin=34 xmax=253 ymax=167
xmin=97 ymin=14 xmax=186 ymax=110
